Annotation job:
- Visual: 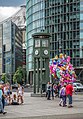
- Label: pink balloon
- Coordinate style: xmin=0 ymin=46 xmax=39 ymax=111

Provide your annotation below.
xmin=67 ymin=56 xmax=70 ymax=62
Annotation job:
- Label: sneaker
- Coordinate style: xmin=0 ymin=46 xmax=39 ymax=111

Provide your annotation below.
xmin=47 ymin=98 xmax=51 ymax=100
xmin=0 ymin=111 xmax=3 ymax=114
xmin=3 ymin=112 xmax=7 ymax=115
xmin=68 ymin=105 xmax=73 ymax=108
xmin=59 ymin=104 xmax=62 ymax=106
xmin=63 ymin=105 xmax=67 ymax=107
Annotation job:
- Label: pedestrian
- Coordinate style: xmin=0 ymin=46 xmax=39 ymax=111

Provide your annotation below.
xmin=17 ymin=84 xmax=24 ymax=104
xmin=59 ymin=84 xmax=66 ymax=107
xmin=46 ymin=82 xmax=51 ymax=100
xmin=66 ymin=82 xmax=74 ymax=108
xmin=2 ymin=84 xmax=6 ymax=111
xmin=53 ymin=84 xmax=58 ymax=97
xmin=51 ymin=83 xmax=55 ymax=99
xmin=0 ymin=85 xmax=7 ymax=114
xmin=7 ymin=83 xmax=12 ymax=104
xmin=56 ymin=83 xmax=61 ymax=97
xmin=11 ymin=94 xmax=19 ymax=105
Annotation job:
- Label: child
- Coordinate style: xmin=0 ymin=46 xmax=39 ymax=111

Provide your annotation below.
xmin=11 ymin=94 xmax=19 ymax=105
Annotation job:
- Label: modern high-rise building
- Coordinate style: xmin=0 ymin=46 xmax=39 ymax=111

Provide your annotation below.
xmin=0 ymin=5 xmax=26 ymax=82
xmin=26 ymin=0 xmax=83 ymax=83
xmin=26 ymin=0 xmax=45 ymax=84
xmin=0 ymin=21 xmax=23 ymax=82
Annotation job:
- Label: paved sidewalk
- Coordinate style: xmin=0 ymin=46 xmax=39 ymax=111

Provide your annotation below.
xmin=0 ymin=92 xmax=83 ymax=119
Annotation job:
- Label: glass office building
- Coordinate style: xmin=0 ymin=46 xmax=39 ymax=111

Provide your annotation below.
xmin=26 ymin=0 xmax=45 ymax=83
xmin=0 ymin=25 xmax=3 ymax=76
xmin=26 ymin=0 xmax=83 ymax=83
xmin=0 ymin=21 xmax=23 ymax=82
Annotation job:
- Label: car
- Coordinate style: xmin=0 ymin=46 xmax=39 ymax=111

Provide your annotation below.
xmin=73 ymin=82 xmax=83 ymax=92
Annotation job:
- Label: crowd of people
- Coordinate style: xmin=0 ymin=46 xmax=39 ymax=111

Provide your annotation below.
xmin=0 ymin=83 xmax=24 ymax=114
xmin=0 ymin=80 xmax=74 ymax=115
xmin=46 ymin=81 xmax=74 ymax=108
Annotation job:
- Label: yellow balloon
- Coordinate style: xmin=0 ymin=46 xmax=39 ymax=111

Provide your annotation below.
xmin=54 ymin=55 xmax=58 ymax=60
xmin=59 ymin=53 xmax=63 ymax=58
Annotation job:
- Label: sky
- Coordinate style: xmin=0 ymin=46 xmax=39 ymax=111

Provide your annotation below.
xmin=0 ymin=0 xmax=25 ymax=7
xmin=0 ymin=0 xmax=26 ymax=22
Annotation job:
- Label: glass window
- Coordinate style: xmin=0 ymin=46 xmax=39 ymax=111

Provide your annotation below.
xmin=80 ymin=13 xmax=83 ymax=20
xmin=80 ymin=2 xmax=83 ymax=11
xmin=28 ymin=62 xmax=33 ymax=70
xmin=80 ymin=22 xmax=83 ymax=29
xmin=28 ymin=55 xmax=32 ymax=62
xmin=27 ymin=47 xmax=33 ymax=54
xmin=42 ymin=40 xmax=48 ymax=47
xmin=80 ymin=30 xmax=83 ymax=38
xmin=35 ymin=39 xmax=40 ymax=47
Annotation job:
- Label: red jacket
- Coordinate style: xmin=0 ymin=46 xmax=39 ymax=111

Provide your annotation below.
xmin=66 ymin=84 xmax=73 ymax=96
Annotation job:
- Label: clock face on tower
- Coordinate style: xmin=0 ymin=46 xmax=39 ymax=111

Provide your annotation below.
xmin=44 ymin=50 xmax=48 ymax=55
xmin=35 ymin=50 xmax=39 ymax=55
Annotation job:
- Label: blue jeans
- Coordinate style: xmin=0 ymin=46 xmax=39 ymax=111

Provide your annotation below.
xmin=47 ymin=90 xmax=51 ymax=100
xmin=62 ymin=95 xmax=66 ymax=106
xmin=51 ymin=89 xmax=54 ymax=98
xmin=67 ymin=94 xmax=72 ymax=105
xmin=0 ymin=98 xmax=4 ymax=113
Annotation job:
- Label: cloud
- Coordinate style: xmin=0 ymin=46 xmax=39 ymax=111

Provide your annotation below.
xmin=0 ymin=7 xmax=20 ymax=22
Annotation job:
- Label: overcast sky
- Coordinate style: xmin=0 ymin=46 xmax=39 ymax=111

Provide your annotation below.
xmin=0 ymin=0 xmax=25 ymax=22
xmin=0 ymin=0 xmax=25 ymax=6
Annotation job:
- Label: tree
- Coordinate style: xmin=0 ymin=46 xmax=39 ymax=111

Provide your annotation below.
xmin=1 ymin=73 xmax=8 ymax=83
xmin=13 ymin=66 xmax=26 ymax=84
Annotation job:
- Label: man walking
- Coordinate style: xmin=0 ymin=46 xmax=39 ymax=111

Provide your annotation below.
xmin=66 ymin=82 xmax=73 ymax=108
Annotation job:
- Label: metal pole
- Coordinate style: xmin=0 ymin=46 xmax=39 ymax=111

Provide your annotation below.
xmin=37 ymin=58 xmax=39 ymax=93
xmin=40 ymin=57 xmax=42 ymax=94
xmin=34 ymin=58 xmax=36 ymax=93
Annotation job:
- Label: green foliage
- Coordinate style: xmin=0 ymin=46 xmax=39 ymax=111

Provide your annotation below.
xmin=13 ymin=66 xmax=26 ymax=84
xmin=1 ymin=73 xmax=8 ymax=83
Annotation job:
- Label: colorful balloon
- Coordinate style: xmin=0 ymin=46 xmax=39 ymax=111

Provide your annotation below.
xmin=49 ymin=54 xmax=76 ymax=84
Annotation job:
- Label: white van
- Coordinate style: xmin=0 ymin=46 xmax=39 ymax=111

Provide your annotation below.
xmin=73 ymin=82 xmax=83 ymax=92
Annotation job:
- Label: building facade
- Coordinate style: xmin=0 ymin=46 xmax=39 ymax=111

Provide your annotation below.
xmin=0 ymin=25 xmax=3 ymax=75
xmin=0 ymin=21 xmax=23 ymax=82
xmin=26 ymin=0 xmax=83 ymax=83
xmin=0 ymin=5 xmax=26 ymax=82
xmin=26 ymin=0 xmax=45 ymax=84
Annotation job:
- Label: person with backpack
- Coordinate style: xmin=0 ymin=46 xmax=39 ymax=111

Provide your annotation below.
xmin=59 ymin=84 xmax=66 ymax=107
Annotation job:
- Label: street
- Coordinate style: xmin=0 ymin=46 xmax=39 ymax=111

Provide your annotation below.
xmin=0 ymin=90 xmax=83 ymax=119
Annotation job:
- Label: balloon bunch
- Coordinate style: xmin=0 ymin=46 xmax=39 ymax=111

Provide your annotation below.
xmin=49 ymin=53 xmax=76 ymax=84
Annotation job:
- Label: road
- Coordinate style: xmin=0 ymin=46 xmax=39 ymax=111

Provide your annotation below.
xmin=0 ymin=91 xmax=83 ymax=119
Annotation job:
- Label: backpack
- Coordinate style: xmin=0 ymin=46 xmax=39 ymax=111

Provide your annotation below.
xmin=60 ymin=87 xmax=65 ymax=96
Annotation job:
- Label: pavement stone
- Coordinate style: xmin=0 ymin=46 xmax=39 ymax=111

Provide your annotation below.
xmin=0 ymin=92 xmax=83 ymax=119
